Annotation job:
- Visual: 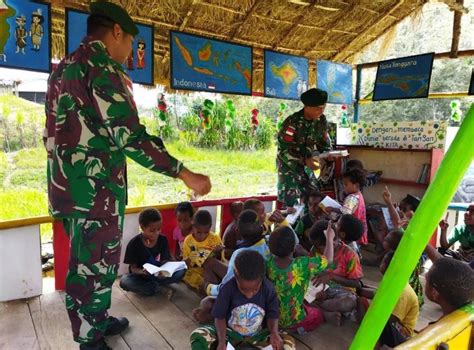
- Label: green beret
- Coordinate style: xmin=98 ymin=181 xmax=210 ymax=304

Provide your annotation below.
xmin=90 ymin=1 xmax=138 ymax=36
xmin=301 ymin=88 xmax=328 ymax=107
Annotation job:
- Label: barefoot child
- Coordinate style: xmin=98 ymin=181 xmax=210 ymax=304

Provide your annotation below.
xmin=310 ymin=215 xmax=364 ymax=326
xmin=266 ymin=226 xmax=334 ymax=334
xmin=190 ymin=250 xmax=296 ymax=350
xmin=222 ymin=201 xmax=244 ymax=260
xmin=120 ymin=208 xmax=184 ymax=296
xmin=182 ymin=210 xmax=223 ymax=290
xmin=173 ymin=201 xmax=194 ymax=260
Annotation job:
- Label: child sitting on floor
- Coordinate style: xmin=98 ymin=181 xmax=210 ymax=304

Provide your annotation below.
xmin=294 ymin=190 xmax=326 ymax=251
xmin=358 ymin=250 xmax=419 ymax=348
xmin=309 ymin=215 xmax=364 ymax=326
xmin=193 ymin=209 xmax=268 ymax=323
xmin=182 ymin=210 xmax=223 ymax=290
xmin=266 ymin=225 xmax=334 ymax=334
xmin=222 ymin=201 xmax=244 ymax=260
xmin=190 ymin=250 xmax=296 ymax=350
xmin=172 ymin=201 xmax=194 ymax=260
xmin=120 ymin=208 xmax=184 ymax=296
xmin=243 ymin=198 xmax=289 ymax=235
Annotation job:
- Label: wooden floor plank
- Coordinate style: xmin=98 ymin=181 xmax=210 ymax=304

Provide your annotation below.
xmin=121 ymin=285 xmax=198 ymax=349
xmin=110 ymin=285 xmax=171 ymax=350
xmin=0 ymin=299 xmax=39 ymax=350
xmin=167 ymin=282 xmax=203 ymax=319
xmin=28 ymin=292 xmax=77 ymax=350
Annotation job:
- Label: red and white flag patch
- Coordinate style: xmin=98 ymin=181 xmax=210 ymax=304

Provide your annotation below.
xmin=283 ymin=126 xmax=296 ymax=142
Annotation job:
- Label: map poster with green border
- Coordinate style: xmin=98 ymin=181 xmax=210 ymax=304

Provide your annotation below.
xmin=316 ymin=60 xmax=353 ymax=104
xmin=468 ymin=68 xmax=474 ymax=95
xmin=350 ymin=120 xmax=447 ymax=149
xmin=264 ymin=50 xmax=309 ymax=100
xmin=373 ymin=52 xmax=435 ymax=101
xmin=170 ymin=30 xmax=252 ymax=95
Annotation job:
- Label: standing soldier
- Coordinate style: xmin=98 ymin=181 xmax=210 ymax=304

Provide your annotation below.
xmin=44 ymin=2 xmax=211 ymax=349
xmin=276 ymin=88 xmax=332 ymax=208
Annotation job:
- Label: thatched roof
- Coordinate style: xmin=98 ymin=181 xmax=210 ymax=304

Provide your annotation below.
xmin=49 ymin=0 xmax=427 ymax=91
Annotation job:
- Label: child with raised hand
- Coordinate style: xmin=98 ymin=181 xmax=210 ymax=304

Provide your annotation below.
xmin=120 ymin=208 xmax=184 ymax=296
xmin=438 ymin=204 xmax=474 ymax=263
xmin=267 ymin=225 xmax=334 ymax=334
xmin=173 ymin=201 xmax=194 ymax=260
xmin=182 ymin=209 xmax=223 ymax=290
xmin=190 ymin=250 xmax=296 ymax=350
xmin=222 ymin=201 xmax=244 ymax=260
xmin=309 ymin=215 xmax=364 ymax=326
xmin=382 ymin=186 xmax=420 ymax=230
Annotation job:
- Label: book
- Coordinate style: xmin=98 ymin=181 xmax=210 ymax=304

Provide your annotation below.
xmin=285 ymin=204 xmax=305 ymax=225
xmin=304 ymin=282 xmax=328 ymax=304
xmin=143 ymin=261 xmax=187 ymax=277
xmin=319 ymin=150 xmax=349 ymax=158
xmin=319 ymin=196 xmax=342 ymax=213
xmin=420 ymin=163 xmax=430 ymax=184
xmin=381 ymin=207 xmax=395 ymax=231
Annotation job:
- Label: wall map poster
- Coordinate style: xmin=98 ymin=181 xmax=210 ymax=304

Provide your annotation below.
xmin=66 ymin=9 xmax=154 ymax=85
xmin=373 ymin=53 xmax=434 ymax=101
xmin=170 ymin=31 xmax=252 ymax=95
xmin=264 ymin=50 xmax=309 ymax=100
xmin=350 ymin=120 xmax=447 ymax=149
xmin=316 ymin=60 xmax=352 ymax=104
xmin=0 ymin=0 xmax=51 ymax=72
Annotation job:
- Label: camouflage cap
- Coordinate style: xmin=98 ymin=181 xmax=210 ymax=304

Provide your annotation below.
xmin=301 ymin=88 xmax=328 ymax=107
xmin=90 ymin=1 xmax=138 ymax=36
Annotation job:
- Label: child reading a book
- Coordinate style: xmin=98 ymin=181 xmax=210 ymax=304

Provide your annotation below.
xmin=190 ymin=250 xmax=296 ymax=350
xmin=183 ymin=210 xmax=223 ymax=290
xmin=193 ymin=209 xmax=268 ymax=323
xmin=173 ymin=201 xmax=194 ymax=260
xmin=310 ymin=215 xmax=364 ymax=326
xmin=243 ymin=198 xmax=289 ymax=235
xmin=266 ymin=226 xmax=333 ymax=334
xmin=438 ymin=203 xmax=474 ymax=263
xmin=120 ymin=208 xmax=184 ymax=296
xmin=222 ymin=201 xmax=244 ymax=260
xmin=294 ymin=191 xmax=326 ymax=250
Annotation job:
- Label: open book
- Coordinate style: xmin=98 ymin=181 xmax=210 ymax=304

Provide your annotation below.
xmin=304 ymin=282 xmax=329 ymax=304
xmin=143 ymin=261 xmax=187 ymax=277
xmin=319 ymin=150 xmax=349 ymax=159
xmin=318 ymin=196 xmax=342 ymax=213
xmin=285 ymin=204 xmax=305 ymax=225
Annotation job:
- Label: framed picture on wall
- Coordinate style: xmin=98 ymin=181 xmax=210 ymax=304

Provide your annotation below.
xmin=170 ymin=30 xmax=252 ymax=95
xmin=0 ymin=0 xmax=51 ymax=73
xmin=65 ymin=8 xmax=154 ymax=85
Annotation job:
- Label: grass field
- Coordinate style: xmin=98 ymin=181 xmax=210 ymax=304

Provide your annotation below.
xmin=0 ymin=141 xmax=278 ymax=223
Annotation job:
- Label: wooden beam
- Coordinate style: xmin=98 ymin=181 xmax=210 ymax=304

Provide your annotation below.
xmin=179 ymin=0 xmax=200 ymax=31
xmin=450 ymin=0 xmax=464 ymax=58
xmin=228 ymin=0 xmax=260 ymax=39
xmin=359 ymin=91 xmax=471 ymax=104
xmin=331 ymin=0 xmax=407 ymax=62
xmin=200 ymin=2 xmax=245 ymax=15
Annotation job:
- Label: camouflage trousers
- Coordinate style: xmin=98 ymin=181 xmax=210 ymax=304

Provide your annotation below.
xmin=190 ymin=325 xmax=295 ymax=349
xmin=63 ymin=215 xmax=123 ymax=344
xmin=277 ymin=161 xmax=319 ymax=207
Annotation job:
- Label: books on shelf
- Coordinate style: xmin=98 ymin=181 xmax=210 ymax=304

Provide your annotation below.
xmin=143 ymin=261 xmax=187 ymax=277
xmin=416 ymin=163 xmax=430 ymax=184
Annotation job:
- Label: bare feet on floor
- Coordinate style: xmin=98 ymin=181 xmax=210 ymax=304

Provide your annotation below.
xmin=324 ymin=311 xmax=342 ymax=326
xmin=192 ymin=307 xmax=214 ymax=324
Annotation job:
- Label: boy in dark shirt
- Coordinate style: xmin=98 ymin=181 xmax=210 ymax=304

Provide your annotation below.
xmin=294 ymin=190 xmax=326 ymax=250
xmin=190 ymin=250 xmax=295 ymax=350
xmin=119 ymin=208 xmax=184 ymax=296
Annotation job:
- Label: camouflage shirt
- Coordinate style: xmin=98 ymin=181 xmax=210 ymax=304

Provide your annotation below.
xmin=277 ymin=109 xmax=331 ymax=169
xmin=44 ymin=37 xmax=183 ymax=219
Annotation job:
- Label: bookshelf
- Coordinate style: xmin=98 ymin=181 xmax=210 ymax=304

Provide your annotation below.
xmin=344 ymin=146 xmax=444 ymax=204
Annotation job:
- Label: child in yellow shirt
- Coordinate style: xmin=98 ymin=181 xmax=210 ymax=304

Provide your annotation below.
xmin=182 ymin=210 xmax=223 ymax=290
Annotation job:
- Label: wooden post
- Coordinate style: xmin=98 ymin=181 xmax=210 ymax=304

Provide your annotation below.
xmin=450 ymin=0 xmax=464 ymax=58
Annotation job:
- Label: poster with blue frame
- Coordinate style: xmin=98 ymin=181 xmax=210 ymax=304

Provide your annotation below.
xmin=264 ymin=50 xmax=309 ymax=100
xmin=170 ymin=30 xmax=252 ymax=95
xmin=468 ymin=68 xmax=474 ymax=95
xmin=0 ymin=0 xmax=51 ymax=73
xmin=66 ymin=8 xmax=154 ymax=86
xmin=373 ymin=52 xmax=434 ymax=101
xmin=316 ymin=60 xmax=352 ymax=104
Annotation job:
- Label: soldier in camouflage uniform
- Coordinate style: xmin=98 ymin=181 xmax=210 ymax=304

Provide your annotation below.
xmin=44 ymin=2 xmax=211 ymax=349
xmin=276 ymin=88 xmax=332 ymax=207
